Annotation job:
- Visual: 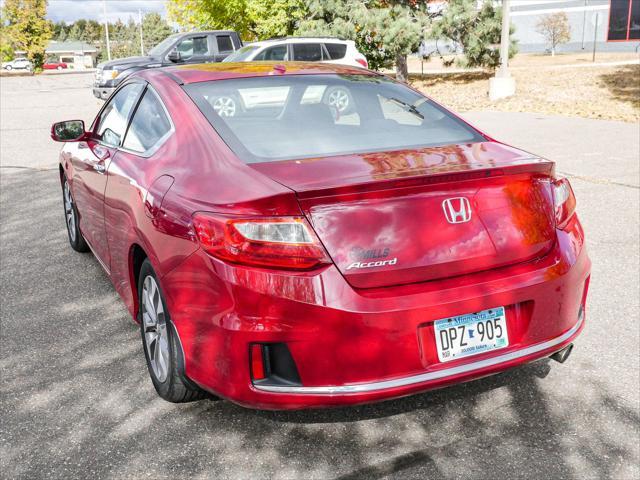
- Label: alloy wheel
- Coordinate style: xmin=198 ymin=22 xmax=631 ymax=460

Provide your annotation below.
xmin=212 ymin=96 xmax=236 ymax=117
xmin=63 ymin=180 xmax=77 ymax=243
xmin=142 ymin=275 xmax=170 ymax=383
xmin=326 ymin=88 xmax=350 ymax=113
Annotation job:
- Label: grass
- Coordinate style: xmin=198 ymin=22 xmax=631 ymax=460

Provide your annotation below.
xmin=410 ymin=62 xmax=640 ymax=123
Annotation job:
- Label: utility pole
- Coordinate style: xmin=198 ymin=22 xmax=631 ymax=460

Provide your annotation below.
xmin=139 ymin=9 xmax=145 ymax=56
xmin=489 ymin=0 xmax=515 ymax=100
xmin=581 ymin=0 xmax=587 ymax=49
xmin=103 ymin=0 xmax=111 ymax=61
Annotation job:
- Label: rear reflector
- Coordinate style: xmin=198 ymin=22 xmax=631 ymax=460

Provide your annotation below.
xmin=553 ymin=177 xmax=577 ymax=229
xmin=192 ymin=213 xmax=330 ymax=270
xmin=250 ymin=344 xmax=266 ymax=380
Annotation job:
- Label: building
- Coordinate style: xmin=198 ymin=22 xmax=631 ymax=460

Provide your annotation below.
xmin=39 ymin=41 xmax=98 ymax=69
xmin=510 ymin=0 xmax=639 ymax=53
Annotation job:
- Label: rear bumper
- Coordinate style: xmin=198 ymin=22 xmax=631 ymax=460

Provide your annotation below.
xmin=162 ymin=216 xmax=590 ymax=410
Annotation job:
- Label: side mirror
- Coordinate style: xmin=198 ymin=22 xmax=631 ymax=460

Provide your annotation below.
xmin=167 ymin=49 xmax=182 ymax=63
xmin=51 ymin=120 xmax=87 ymax=142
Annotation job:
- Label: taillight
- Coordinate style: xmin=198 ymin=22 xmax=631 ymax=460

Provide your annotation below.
xmin=250 ymin=344 xmax=266 ymax=380
xmin=553 ymin=177 xmax=577 ymax=229
xmin=192 ymin=213 xmax=331 ymax=270
xmin=355 ymin=57 xmax=368 ymax=68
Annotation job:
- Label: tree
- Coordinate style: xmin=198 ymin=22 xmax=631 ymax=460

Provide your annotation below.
xmin=430 ymin=0 xmax=517 ymax=69
xmin=1 ymin=0 xmax=52 ymax=68
xmin=298 ymin=0 xmax=429 ymax=82
xmin=142 ymin=13 xmax=174 ymax=52
xmin=246 ymin=0 xmax=307 ymax=39
xmin=167 ymin=0 xmax=253 ymax=38
xmin=536 ymin=12 xmax=570 ymax=56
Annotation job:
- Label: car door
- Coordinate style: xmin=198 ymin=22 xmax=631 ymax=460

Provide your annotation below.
xmin=212 ymin=33 xmax=235 ymax=62
xmin=175 ymin=35 xmax=211 ymax=64
xmin=70 ymin=82 xmax=145 ymax=270
xmin=103 ymin=86 xmax=175 ymax=295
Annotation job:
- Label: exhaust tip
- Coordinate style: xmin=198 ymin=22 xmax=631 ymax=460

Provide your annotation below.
xmin=550 ymin=344 xmax=574 ymax=364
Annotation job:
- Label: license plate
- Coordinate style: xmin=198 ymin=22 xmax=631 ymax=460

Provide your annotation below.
xmin=434 ymin=307 xmax=509 ymax=362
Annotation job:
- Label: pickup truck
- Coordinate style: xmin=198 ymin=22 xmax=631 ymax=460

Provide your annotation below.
xmin=93 ymin=30 xmax=242 ymax=100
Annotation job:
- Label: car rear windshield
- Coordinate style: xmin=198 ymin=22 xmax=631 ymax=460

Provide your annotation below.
xmin=184 ymin=74 xmax=484 ymax=164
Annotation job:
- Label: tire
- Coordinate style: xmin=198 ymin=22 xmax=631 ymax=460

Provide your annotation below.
xmin=5 ymin=65 xmax=11 ymax=71
xmin=138 ymin=259 xmax=210 ymax=403
xmin=57 ymin=65 xmax=63 ymax=71
xmin=323 ymin=86 xmax=354 ymax=115
xmin=62 ymin=175 xmax=89 ymax=252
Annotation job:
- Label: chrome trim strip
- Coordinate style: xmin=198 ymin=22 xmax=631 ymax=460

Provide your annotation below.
xmin=254 ymin=315 xmax=583 ymax=395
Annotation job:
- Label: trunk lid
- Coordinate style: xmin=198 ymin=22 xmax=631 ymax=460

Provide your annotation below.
xmin=251 ymin=142 xmax=557 ymax=288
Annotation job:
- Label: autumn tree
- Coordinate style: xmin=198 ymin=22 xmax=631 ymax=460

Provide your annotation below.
xmin=1 ymin=0 xmax=52 ymax=68
xmin=246 ymin=0 xmax=307 ymax=39
xmin=167 ymin=0 xmax=253 ymax=38
xmin=536 ymin=12 xmax=570 ymax=56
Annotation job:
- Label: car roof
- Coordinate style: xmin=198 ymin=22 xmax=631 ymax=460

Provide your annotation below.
xmin=160 ymin=61 xmax=374 ymax=84
xmin=248 ymin=37 xmax=351 ymax=48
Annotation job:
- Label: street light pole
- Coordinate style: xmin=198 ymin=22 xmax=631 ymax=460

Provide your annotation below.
xmin=489 ymin=0 xmax=515 ymax=100
xmin=139 ymin=9 xmax=145 ymax=56
xmin=103 ymin=0 xmax=111 ymax=61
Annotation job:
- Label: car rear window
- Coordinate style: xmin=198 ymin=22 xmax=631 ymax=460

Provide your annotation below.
xmin=324 ymin=43 xmax=347 ymax=59
xmin=184 ymin=74 xmax=484 ymax=164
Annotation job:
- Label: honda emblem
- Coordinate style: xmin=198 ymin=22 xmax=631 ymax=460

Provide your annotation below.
xmin=442 ymin=197 xmax=472 ymax=224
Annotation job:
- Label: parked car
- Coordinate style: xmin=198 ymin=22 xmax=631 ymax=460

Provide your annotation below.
xmin=52 ymin=62 xmax=590 ymax=410
xmin=2 ymin=57 xmax=33 ymax=71
xmin=224 ymin=37 xmax=368 ymax=68
xmin=43 ymin=61 xmax=68 ymax=70
xmin=93 ymin=30 xmax=242 ymax=100
xmin=222 ymin=38 xmax=367 ymax=116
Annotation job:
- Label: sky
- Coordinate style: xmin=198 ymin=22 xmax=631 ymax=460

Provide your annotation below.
xmin=45 ymin=0 xmax=167 ymax=24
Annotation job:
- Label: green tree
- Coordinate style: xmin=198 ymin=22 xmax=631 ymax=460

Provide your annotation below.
xmin=1 ymin=0 xmax=52 ymax=68
xmin=142 ymin=12 xmax=174 ymax=52
xmin=299 ymin=0 xmax=429 ymax=81
xmin=430 ymin=0 xmax=517 ymax=69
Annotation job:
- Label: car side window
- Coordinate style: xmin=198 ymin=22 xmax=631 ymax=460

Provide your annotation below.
xmin=177 ymin=36 xmax=209 ymax=59
xmin=292 ymin=43 xmax=322 ymax=62
xmin=123 ymin=88 xmax=172 ymax=154
xmin=216 ymin=35 xmax=234 ymax=53
xmin=95 ymin=83 xmax=145 ymax=147
xmin=254 ymin=45 xmax=288 ymax=61
xmin=324 ymin=43 xmax=347 ymax=60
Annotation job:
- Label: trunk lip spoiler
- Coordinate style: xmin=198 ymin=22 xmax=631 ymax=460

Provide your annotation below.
xmin=293 ymin=158 xmax=554 ymax=200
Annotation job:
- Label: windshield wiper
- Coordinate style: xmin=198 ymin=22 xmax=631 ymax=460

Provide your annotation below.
xmin=388 ymin=97 xmax=425 ymax=120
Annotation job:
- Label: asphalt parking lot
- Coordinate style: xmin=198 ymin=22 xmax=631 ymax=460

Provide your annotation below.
xmin=1 ymin=73 xmax=639 ymax=479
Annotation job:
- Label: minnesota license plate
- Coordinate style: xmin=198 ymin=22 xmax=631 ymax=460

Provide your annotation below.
xmin=434 ymin=307 xmax=509 ymax=362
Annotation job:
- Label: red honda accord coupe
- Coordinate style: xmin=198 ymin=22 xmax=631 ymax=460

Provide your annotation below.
xmin=51 ymin=62 xmax=590 ymax=409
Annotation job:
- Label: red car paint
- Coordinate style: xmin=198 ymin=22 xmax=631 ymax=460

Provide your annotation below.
xmin=55 ymin=62 xmax=590 ymax=409
xmin=43 ymin=62 xmax=68 ymax=70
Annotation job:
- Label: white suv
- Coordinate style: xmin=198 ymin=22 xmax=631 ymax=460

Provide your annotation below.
xmin=223 ymin=37 xmax=368 ymax=68
xmin=2 ymin=58 xmax=33 ymax=71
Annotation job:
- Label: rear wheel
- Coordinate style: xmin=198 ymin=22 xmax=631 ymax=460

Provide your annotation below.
xmin=138 ymin=259 xmax=210 ymax=403
xmin=62 ymin=176 xmax=89 ymax=252
xmin=57 ymin=65 xmax=63 ymax=71
xmin=5 ymin=65 xmax=12 ymax=71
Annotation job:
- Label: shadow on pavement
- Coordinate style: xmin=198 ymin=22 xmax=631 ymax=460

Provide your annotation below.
xmin=1 ymin=169 xmax=638 ymax=479
xmin=599 ymin=64 xmax=640 ymax=109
